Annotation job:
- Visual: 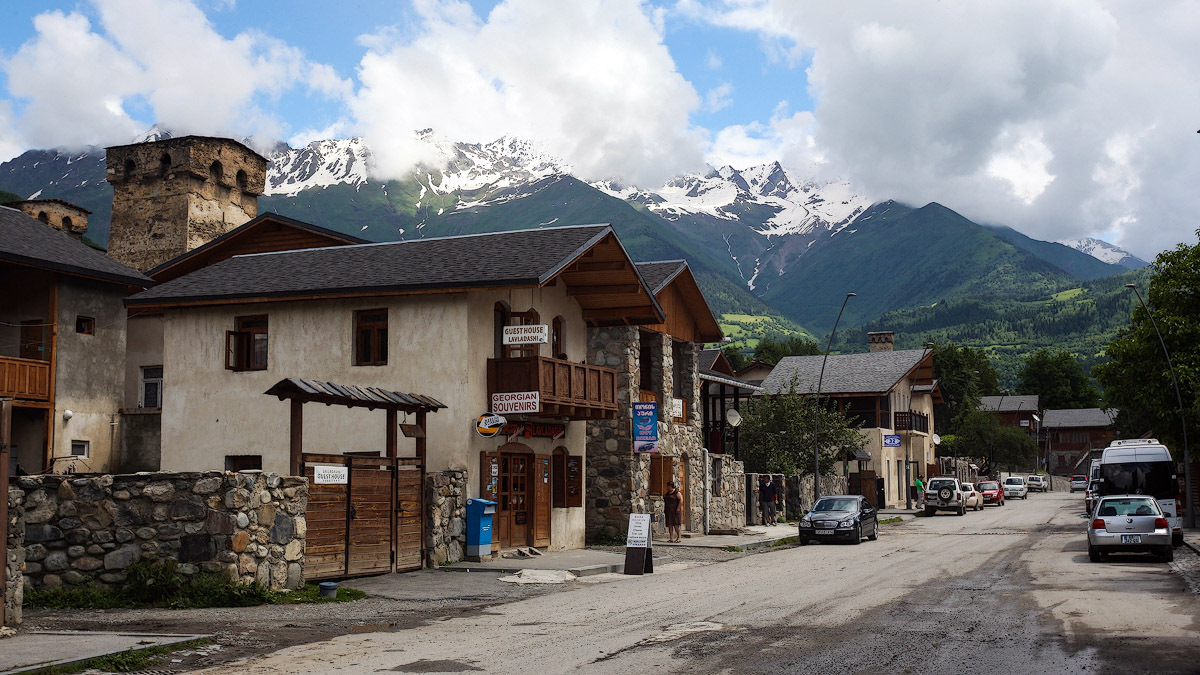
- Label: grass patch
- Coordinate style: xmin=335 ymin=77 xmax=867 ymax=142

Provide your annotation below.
xmin=879 ymin=516 xmax=904 ymax=525
xmin=771 ymin=536 xmax=799 ymax=547
xmin=723 ymin=545 xmax=745 ymax=552
xmin=274 ymin=583 xmax=366 ymax=604
xmin=31 ymin=637 xmax=212 ymax=674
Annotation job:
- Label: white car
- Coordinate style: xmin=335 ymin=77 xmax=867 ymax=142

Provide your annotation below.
xmin=1003 ymin=476 xmax=1029 ymax=499
xmin=960 ymin=482 xmax=984 ymax=511
xmin=1025 ymin=475 xmax=1048 ymax=492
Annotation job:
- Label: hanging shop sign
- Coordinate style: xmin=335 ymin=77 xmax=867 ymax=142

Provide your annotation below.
xmin=633 ymin=402 xmax=658 ymax=442
xmin=502 ymin=324 xmax=549 ymax=345
xmin=491 ymin=392 xmax=540 ymax=414
xmin=476 ymin=413 xmax=507 ymax=437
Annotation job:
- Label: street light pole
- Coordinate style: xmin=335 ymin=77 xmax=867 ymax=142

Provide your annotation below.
xmin=814 ymin=292 xmax=855 ymax=508
xmin=1125 ymin=283 xmax=1194 ymax=528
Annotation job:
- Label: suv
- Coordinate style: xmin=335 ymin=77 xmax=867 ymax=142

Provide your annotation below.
xmin=1069 ymin=474 xmax=1088 ymax=492
xmin=1026 ymin=475 xmax=1048 ymax=492
xmin=1003 ymin=476 xmax=1029 ymax=499
xmin=924 ymin=477 xmax=970 ymax=516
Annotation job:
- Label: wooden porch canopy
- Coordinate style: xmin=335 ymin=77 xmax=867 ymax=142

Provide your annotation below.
xmin=265 ymin=377 xmax=446 ymax=476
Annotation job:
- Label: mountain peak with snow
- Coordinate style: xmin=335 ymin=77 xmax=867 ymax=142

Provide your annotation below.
xmin=1058 ymin=237 xmax=1148 ymax=270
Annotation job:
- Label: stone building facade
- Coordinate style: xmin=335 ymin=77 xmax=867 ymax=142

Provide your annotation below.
xmin=426 ymin=470 xmax=467 ymax=567
xmin=3 ymin=199 xmax=91 ymax=242
xmin=12 ymin=471 xmax=307 ymax=595
xmin=105 ymin=136 xmax=266 ymax=272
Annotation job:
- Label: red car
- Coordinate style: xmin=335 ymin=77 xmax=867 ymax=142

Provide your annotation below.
xmin=977 ymin=480 xmax=1005 ymax=506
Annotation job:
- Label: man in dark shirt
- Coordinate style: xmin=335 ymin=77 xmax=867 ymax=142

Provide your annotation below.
xmin=760 ymin=476 xmax=779 ymax=525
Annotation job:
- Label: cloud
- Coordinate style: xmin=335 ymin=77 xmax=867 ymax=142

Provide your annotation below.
xmin=691 ymin=0 xmax=1200 ymax=259
xmin=704 ymin=82 xmax=733 ymax=112
xmin=2 ymin=0 xmax=350 ymax=153
xmin=351 ymin=0 xmax=708 ymax=185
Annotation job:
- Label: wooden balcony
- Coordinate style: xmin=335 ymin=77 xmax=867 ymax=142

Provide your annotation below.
xmin=893 ymin=411 xmax=929 ymax=433
xmin=0 ymin=355 xmax=50 ymax=401
xmin=488 ymin=356 xmax=618 ymax=420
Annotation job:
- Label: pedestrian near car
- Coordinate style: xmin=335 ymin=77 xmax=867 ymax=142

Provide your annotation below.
xmin=915 ymin=476 xmax=925 ymax=504
xmin=663 ymin=481 xmax=684 ymax=542
xmin=760 ymin=475 xmax=779 ymax=525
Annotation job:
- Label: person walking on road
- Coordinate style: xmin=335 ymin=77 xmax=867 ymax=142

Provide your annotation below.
xmin=915 ymin=476 xmax=926 ymax=505
xmin=759 ymin=475 xmax=779 ymax=525
xmin=663 ymin=481 xmax=684 ymax=542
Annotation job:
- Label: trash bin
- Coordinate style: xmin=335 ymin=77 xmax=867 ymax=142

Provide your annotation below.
xmin=466 ymin=498 xmax=497 ymax=557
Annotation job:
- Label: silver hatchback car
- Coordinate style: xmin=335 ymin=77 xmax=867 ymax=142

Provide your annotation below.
xmin=1087 ymin=495 xmax=1173 ymax=562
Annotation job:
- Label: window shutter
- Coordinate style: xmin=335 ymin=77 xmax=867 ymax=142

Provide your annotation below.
xmin=225 ymin=330 xmax=239 ymax=370
xmin=565 ymin=455 xmax=583 ymax=507
xmin=649 ymin=455 xmax=662 ymax=496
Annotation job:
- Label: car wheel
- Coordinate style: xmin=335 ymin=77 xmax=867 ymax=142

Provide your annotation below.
xmin=852 ymin=524 xmax=863 ymax=545
xmin=797 ymin=537 xmax=808 ymax=546
xmin=1088 ymin=545 xmax=1102 ymax=562
xmin=1161 ymin=546 xmax=1174 ymax=563
xmin=957 ymin=504 xmax=965 ymax=516
xmin=976 ymin=501 xmax=982 ymax=511
xmin=1173 ymin=532 xmax=1184 ymax=547
xmin=924 ymin=507 xmax=936 ymax=517
xmin=868 ymin=522 xmax=878 ymax=541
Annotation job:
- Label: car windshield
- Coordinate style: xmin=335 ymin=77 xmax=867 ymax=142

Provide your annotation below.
xmin=1028 ymin=476 xmax=1043 ymax=482
xmin=1072 ymin=475 xmax=1086 ymax=481
xmin=1096 ymin=498 xmax=1160 ymax=517
xmin=814 ymin=498 xmax=858 ymax=512
xmin=1005 ymin=478 xmax=1023 ymax=484
xmin=978 ymin=482 xmax=998 ymax=490
xmin=961 ymin=484 xmax=974 ymax=491
xmin=928 ymin=479 xmax=956 ymax=490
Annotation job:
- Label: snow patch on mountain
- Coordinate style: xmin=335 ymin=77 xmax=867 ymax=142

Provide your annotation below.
xmin=1059 ymin=237 xmax=1147 ymax=268
xmin=265 ymin=137 xmax=371 ymax=196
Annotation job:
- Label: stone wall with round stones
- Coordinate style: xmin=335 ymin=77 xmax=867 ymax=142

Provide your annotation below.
xmin=426 ymin=470 xmax=467 ymax=567
xmin=12 ymin=471 xmax=307 ymax=595
xmin=5 ymin=484 xmax=26 ymax=625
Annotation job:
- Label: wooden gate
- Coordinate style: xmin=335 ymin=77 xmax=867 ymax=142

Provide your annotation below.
xmin=303 ymin=454 xmax=424 ymax=581
xmin=849 ymin=470 xmax=879 ymax=508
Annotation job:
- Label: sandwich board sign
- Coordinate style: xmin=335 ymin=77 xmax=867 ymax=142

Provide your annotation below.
xmin=623 ymin=512 xmax=654 ymax=575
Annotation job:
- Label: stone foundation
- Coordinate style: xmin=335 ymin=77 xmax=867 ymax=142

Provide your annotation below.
xmin=426 ymin=470 xmax=467 ymax=567
xmin=13 ymin=471 xmax=306 ymax=595
xmin=708 ymin=454 xmax=745 ymax=531
xmin=5 ymin=484 xmax=25 ymax=626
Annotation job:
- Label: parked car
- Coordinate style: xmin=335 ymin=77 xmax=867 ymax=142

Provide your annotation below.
xmin=1069 ymin=474 xmax=1088 ymax=492
xmin=797 ymin=495 xmax=878 ymax=545
xmin=977 ymin=480 xmax=1005 ymax=507
xmin=1026 ymin=475 xmax=1048 ymax=492
xmin=924 ymin=477 xmax=970 ymax=516
xmin=1003 ymin=476 xmax=1029 ymax=499
xmin=1087 ymin=495 xmax=1173 ymax=562
xmin=1084 ymin=480 xmax=1101 ymax=515
xmin=960 ymin=482 xmax=984 ymax=511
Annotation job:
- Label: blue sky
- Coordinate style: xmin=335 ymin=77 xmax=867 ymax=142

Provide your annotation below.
xmin=1 ymin=0 xmax=1199 ymax=260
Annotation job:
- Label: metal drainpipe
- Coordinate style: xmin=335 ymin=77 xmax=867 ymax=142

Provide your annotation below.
xmin=702 ymin=447 xmax=710 ymax=535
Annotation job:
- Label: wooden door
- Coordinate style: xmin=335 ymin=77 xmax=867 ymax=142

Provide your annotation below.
xmin=501 ymin=454 xmax=531 ymax=547
xmin=850 ymin=470 xmax=879 ymax=508
xmin=346 ymin=461 xmax=392 ymax=576
xmin=19 ymin=320 xmax=44 ymax=361
xmin=303 ymin=463 xmax=349 ymax=580
xmin=395 ymin=464 xmax=423 ymax=571
xmin=533 ymin=455 xmax=551 ymax=547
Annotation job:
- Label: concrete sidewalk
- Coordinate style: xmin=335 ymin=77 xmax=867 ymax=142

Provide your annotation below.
xmin=0 ymin=630 xmax=208 ymax=675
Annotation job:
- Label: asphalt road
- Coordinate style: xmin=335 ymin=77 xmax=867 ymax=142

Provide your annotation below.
xmin=197 ymin=489 xmax=1200 ymax=674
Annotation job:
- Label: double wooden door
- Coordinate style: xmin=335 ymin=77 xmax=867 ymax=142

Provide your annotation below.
xmin=481 ymin=446 xmax=551 ymax=549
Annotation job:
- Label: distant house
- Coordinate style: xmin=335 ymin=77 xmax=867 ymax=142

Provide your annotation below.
xmin=758 ymin=331 xmax=939 ymax=508
xmin=1042 ymin=408 xmax=1117 ymax=475
xmin=978 ymin=395 xmax=1041 ymax=440
xmin=735 ymin=360 xmax=774 ymax=385
xmin=0 ymin=204 xmax=150 ymax=474
xmin=697 ymin=348 xmax=762 ymax=458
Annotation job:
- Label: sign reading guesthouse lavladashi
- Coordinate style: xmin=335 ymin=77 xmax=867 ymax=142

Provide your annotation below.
xmin=492 ymin=391 xmax=540 ymax=414
xmin=502 ymin=324 xmax=549 ymax=345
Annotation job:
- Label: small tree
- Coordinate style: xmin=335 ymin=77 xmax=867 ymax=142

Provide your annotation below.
xmin=1018 ymin=348 xmax=1100 ymax=410
xmin=754 ymin=335 xmax=821 ymax=365
xmin=738 ymin=378 xmax=865 ymax=475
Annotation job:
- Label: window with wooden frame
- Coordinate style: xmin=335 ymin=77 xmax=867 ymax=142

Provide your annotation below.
xmin=648 ymin=454 xmax=676 ymax=497
xmin=354 ymin=309 xmax=388 ymax=366
xmin=75 ymin=315 xmax=95 ymax=335
xmin=493 ymin=301 xmax=510 ymax=358
xmin=140 ymin=365 xmax=163 ymax=408
xmin=226 ymin=315 xmax=268 ymax=371
xmin=551 ymin=316 xmax=566 ymax=360
xmin=551 ymin=447 xmax=584 ymax=508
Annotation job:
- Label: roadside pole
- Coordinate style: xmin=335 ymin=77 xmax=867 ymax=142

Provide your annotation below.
xmin=1 ymin=399 xmax=11 ymax=626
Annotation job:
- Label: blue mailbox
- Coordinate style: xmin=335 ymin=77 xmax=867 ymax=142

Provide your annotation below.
xmin=466 ymin=498 xmax=497 ymax=557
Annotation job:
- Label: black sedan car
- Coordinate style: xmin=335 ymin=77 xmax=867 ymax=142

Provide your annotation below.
xmin=797 ymin=495 xmax=878 ymax=545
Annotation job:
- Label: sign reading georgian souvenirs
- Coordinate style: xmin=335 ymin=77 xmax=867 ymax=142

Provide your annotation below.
xmin=502 ymin=324 xmax=549 ymax=345
xmin=491 ymin=391 xmax=540 ymax=414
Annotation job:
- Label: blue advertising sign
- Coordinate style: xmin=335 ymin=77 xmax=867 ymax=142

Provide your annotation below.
xmin=633 ymin=402 xmax=658 ymax=444
xmin=883 ymin=434 xmax=902 ymax=447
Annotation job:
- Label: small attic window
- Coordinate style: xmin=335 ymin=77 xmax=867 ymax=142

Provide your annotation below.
xmin=159 ymin=153 xmax=171 ymax=177
xmin=236 ymin=169 xmax=248 ymax=190
xmin=62 ymin=216 xmax=73 ymax=230
xmin=210 ymin=160 xmax=224 ymax=183
xmin=123 ymin=158 xmax=136 ymax=177
xmin=75 ymin=316 xmax=95 ymax=335
xmin=37 ymin=212 xmax=49 ymax=224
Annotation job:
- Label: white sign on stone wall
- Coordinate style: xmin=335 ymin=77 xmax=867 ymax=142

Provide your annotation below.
xmin=502 ymin=324 xmax=549 ymax=344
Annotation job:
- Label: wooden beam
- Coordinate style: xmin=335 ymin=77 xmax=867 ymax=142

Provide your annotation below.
xmin=386 ymin=409 xmax=397 ymax=459
xmin=583 ymin=307 xmax=662 ymax=321
xmin=566 ymin=284 xmax=642 ymax=296
xmin=571 ymin=261 xmax=626 ymax=272
xmin=415 ymin=411 xmax=427 ymax=465
xmin=289 ymin=399 xmax=303 ymax=476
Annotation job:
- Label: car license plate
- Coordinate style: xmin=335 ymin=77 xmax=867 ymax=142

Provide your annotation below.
xmin=1121 ymin=535 xmax=1141 ymax=544
xmin=816 ymin=529 xmax=834 ymax=535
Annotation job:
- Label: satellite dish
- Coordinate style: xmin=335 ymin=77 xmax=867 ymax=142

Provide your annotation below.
xmin=726 ymin=409 xmax=743 ymax=428
xmin=932 ymin=433 xmax=942 ymax=445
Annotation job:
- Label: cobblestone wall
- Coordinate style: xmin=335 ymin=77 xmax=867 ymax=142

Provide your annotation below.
xmin=13 ymin=471 xmax=307 ymax=594
xmin=708 ymin=454 xmax=745 ymax=531
xmin=426 ymin=470 xmax=466 ymax=567
xmin=5 ymin=484 xmax=25 ymax=626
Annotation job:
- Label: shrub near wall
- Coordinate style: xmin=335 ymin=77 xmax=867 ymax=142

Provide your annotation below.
xmin=15 ymin=471 xmax=307 ymax=594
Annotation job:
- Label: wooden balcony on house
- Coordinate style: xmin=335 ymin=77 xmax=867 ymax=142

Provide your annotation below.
xmin=893 ymin=411 xmax=929 ymax=433
xmin=488 ymin=357 xmax=619 ymax=420
xmin=0 ymin=355 xmax=50 ymax=401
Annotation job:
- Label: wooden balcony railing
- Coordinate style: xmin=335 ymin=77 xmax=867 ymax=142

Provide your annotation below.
xmin=0 ymin=355 xmax=50 ymax=401
xmin=893 ymin=411 xmax=929 ymax=433
xmin=488 ymin=356 xmax=618 ymax=420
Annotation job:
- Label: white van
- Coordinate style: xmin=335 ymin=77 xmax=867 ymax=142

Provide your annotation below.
xmin=1098 ymin=439 xmax=1182 ymax=546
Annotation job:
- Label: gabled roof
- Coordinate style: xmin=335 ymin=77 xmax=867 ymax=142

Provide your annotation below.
xmin=759 ymin=349 xmax=933 ymax=396
xmin=979 ymin=395 xmax=1040 ymax=413
xmin=147 ymin=212 xmax=369 ymax=282
xmin=0 ymin=205 xmax=151 ymax=287
xmin=698 ymin=348 xmax=725 ymax=373
xmin=126 ymin=224 xmax=665 ymax=325
xmin=633 ymin=260 xmax=723 ymax=342
xmin=1042 ymin=408 xmax=1117 ymax=429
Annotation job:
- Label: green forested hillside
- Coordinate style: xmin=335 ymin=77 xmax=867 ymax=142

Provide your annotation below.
xmin=986 ymin=224 xmax=1125 ymax=280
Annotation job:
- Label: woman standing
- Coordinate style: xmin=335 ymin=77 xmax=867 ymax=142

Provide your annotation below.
xmin=663 ymin=481 xmax=684 ymax=542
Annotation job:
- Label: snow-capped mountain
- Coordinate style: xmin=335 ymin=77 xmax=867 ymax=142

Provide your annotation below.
xmin=1059 ymin=237 xmax=1147 ymax=270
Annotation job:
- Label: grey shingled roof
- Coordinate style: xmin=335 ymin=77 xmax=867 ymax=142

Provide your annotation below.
xmin=979 ymin=395 xmax=1040 ymax=412
xmin=759 ymin=349 xmax=928 ymax=395
xmin=128 ymin=224 xmax=616 ymax=306
xmin=1042 ymin=408 xmax=1116 ymax=428
xmin=698 ymin=348 xmax=722 ymax=371
xmin=0 ymin=206 xmax=150 ymax=287
xmin=635 ymin=260 xmax=686 ymax=294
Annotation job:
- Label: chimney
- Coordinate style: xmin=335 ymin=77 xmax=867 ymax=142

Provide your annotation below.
xmin=5 ymin=199 xmax=91 ymax=242
xmin=867 ymin=331 xmax=894 ymax=352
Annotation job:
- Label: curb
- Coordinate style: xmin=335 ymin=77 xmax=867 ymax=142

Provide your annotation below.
xmin=1183 ymin=538 xmax=1200 ymax=557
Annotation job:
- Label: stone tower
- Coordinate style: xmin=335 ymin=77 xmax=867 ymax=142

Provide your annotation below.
xmin=105 ymin=136 xmax=266 ymax=272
